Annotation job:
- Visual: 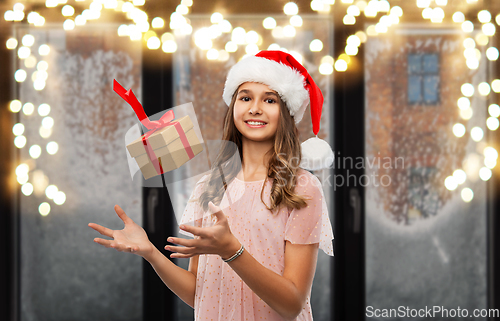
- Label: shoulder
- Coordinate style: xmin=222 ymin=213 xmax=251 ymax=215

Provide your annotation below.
xmin=294 ymin=169 xmax=322 ymax=192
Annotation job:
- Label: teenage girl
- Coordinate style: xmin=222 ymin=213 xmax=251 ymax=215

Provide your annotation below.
xmin=89 ymin=50 xmax=334 ymax=321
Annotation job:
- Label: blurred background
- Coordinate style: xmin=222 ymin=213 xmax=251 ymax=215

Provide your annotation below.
xmin=1 ymin=0 xmax=500 ymax=320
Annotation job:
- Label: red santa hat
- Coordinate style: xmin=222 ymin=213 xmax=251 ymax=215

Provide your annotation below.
xmin=222 ymin=50 xmax=334 ymax=171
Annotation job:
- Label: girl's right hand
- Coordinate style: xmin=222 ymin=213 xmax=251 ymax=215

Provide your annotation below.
xmin=88 ymin=205 xmax=155 ymax=259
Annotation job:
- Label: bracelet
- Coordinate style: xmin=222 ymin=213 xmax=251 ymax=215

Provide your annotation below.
xmin=222 ymin=243 xmax=244 ymax=263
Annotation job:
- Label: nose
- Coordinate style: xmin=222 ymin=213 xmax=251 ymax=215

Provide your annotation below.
xmin=249 ymin=100 xmax=263 ymax=115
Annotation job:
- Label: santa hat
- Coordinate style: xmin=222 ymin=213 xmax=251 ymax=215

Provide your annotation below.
xmin=222 ymin=50 xmax=334 ymax=171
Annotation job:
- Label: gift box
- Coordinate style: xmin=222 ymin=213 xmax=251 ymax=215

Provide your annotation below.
xmin=113 ymin=79 xmax=203 ymax=180
xmin=127 ymin=115 xmax=203 ymax=180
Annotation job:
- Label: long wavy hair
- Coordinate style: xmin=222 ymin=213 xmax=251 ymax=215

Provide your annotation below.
xmin=196 ymin=83 xmax=311 ymax=214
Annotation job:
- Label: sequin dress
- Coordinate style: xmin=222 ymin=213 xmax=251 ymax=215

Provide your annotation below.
xmin=179 ymin=168 xmax=334 ymax=320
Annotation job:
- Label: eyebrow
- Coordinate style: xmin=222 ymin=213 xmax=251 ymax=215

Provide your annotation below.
xmin=237 ymin=89 xmax=279 ymax=98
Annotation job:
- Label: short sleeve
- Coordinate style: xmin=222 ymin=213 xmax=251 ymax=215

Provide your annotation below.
xmin=284 ymin=172 xmax=334 ymax=256
xmin=178 ymin=174 xmax=210 ymax=238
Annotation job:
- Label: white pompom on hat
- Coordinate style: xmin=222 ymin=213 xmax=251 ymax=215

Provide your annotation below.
xmin=222 ymin=50 xmax=334 ymax=171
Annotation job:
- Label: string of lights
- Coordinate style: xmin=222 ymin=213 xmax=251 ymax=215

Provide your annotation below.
xmin=3 ymin=0 xmax=499 ymax=214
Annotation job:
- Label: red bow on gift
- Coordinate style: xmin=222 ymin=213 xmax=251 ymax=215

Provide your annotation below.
xmin=113 ymin=79 xmax=195 ymax=177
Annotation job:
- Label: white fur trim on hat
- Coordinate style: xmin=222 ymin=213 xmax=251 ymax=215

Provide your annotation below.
xmin=300 ymin=136 xmax=334 ymax=171
xmin=222 ymin=56 xmax=310 ymax=124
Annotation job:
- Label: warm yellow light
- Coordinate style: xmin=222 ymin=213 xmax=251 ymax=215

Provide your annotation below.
xmin=175 ymin=4 xmax=188 ymax=14
xmin=161 ymin=40 xmax=177 ymax=53
xmin=453 ymin=169 xmax=467 ymax=184
xmin=17 ymin=175 xmax=29 ymax=185
xmin=218 ymin=50 xmax=229 ymax=62
xmin=39 ymin=126 xmax=52 ymax=138
xmin=476 ymin=33 xmax=489 ymax=46
xmin=310 ymin=39 xmax=323 ymax=52
xmin=54 ymin=191 xmax=66 ymax=205
xmin=486 ymin=47 xmax=499 ymax=61
xmin=461 ymin=188 xmax=474 ymax=202
xmin=29 ymin=145 xmax=42 ymax=159
xmin=42 ymin=116 xmax=54 ymax=129
xmin=10 ymin=100 xmax=22 ymax=113
xmin=345 ymin=45 xmax=358 ymax=56
xmin=24 ymin=55 xmax=37 ymax=68
xmin=284 ymin=2 xmax=299 ymax=15
xmin=147 ymin=36 xmax=161 ymax=50
xmin=463 ymin=38 xmax=475 ymax=49
xmin=487 ymin=117 xmax=500 ymax=130
xmin=321 ymin=55 xmax=334 ymax=65
xmin=18 ymin=46 xmax=30 ymax=59
xmin=355 ymin=31 xmax=367 ymax=43
xmin=343 ymin=15 xmax=356 ymax=25
xmin=12 ymin=123 xmax=25 ymax=136
xmin=483 ymin=23 xmax=496 ymax=36
xmin=444 ymin=176 xmax=457 ymax=191
xmin=23 ymin=102 xmax=34 ymax=115
xmin=478 ymin=10 xmax=491 ymax=23
xmin=15 ymin=69 xmax=27 ymax=82
xmin=479 ymin=167 xmax=492 ymax=181
xmin=225 ymin=41 xmax=237 ymax=53
xmin=210 ymin=12 xmax=223 ymax=24
xmin=46 ymin=141 xmax=59 ymax=155
xmin=471 ymin=127 xmax=484 ymax=142
xmin=290 ymin=15 xmax=303 ymax=27
xmin=478 ymin=82 xmax=491 ymax=96
xmin=319 ymin=63 xmax=333 ymax=75
xmin=452 ymin=123 xmax=466 ymax=137
xmin=457 ymin=97 xmax=470 ymax=110
xmin=466 ymin=59 xmax=479 ymax=70
xmin=63 ymin=19 xmax=75 ymax=30
xmin=489 ymin=104 xmax=500 ymax=117
xmin=245 ymin=30 xmax=259 ymax=44
xmin=14 ymin=135 xmax=27 ymax=148
xmin=21 ymin=183 xmax=34 ymax=196
xmin=366 ymin=25 xmax=377 ymax=36
xmin=462 ymin=21 xmax=474 ymax=33
xmin=37 ymin=105 xmax=50 ymax=118
xmin=6 ymin=38 xmax=18 ymax=50
xmin=283 ymin=25 xmax=296 ymax=37
xmin=22 ymin=34 xmax=35 ymax=47
xmin=347 ymin=5 xmax=360 ymax=16
xmin=45 ymin=185 xmax=58 ymax=199
xmin=453 ymin=12 xmax=465 ymax=23
xmin=271 ymin=26 xmax=284 ymax=39
xmin=334 ymin=60 xmax=348 ymax=72
xmin=62 ymin=5 xmax=75 ymax=16
xmin=16 ymin=163 xmax=29 ymax=177
xmin=152 ymin=17 xmax=164 ymax=29
xmin=416 ymin=0 xmax=431 ymax=8
xmin=39 ymin=202 xmax=51 ymax=216
xmin=245 ymin=44 xmax=259 ymax=55
xmin=484 ymin=146 xmax=498 ymax=160
xmin=460 ymin=108 xmax=473 ymax=120
xmin=206 ymin=48 xmax=219 ymax=60
xmin=268 ymin=43 xmax=280 ymax=50
xmin=39 ymin=44 xmax=50 ymax=56
xmin=461 ymin=83 xmax=474 ymax=97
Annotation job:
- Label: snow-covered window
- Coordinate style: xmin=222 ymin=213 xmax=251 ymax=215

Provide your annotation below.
xmin=407 ymin=166 xmax=440 ymax=224
xmin=407 ymin=53 xmax=440 ymax=105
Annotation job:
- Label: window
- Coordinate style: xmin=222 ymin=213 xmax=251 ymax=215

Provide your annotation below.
xmin=407 ymin=53 xmax=440 ymax=104
xmin=407 ymin=166 xmax=440 ymax=224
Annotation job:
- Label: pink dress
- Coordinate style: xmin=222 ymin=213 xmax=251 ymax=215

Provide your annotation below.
xmin=179 ymin=168 xmax=334 ymax=321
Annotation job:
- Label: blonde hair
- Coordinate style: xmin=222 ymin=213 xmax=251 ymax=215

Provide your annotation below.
xmin=197 ymin=84 xmax=310 ymax=213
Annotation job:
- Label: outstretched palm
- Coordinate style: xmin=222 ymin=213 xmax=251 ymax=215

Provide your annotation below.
xmin=88 ymin=205 xmax=154 ymax=257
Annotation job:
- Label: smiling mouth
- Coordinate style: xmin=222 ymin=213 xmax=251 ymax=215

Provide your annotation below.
xmin=244 ymin=121 xmax=267 ymax=125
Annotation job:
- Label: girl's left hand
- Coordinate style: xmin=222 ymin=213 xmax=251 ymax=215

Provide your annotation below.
xmin=165 ymin=201 xmax=240 ymax=259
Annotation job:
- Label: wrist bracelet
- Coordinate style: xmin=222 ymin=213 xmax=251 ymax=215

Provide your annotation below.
xmin=223 ymin=243 xmax=244 ymax=263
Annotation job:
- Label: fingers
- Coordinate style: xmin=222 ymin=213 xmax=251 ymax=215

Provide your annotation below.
xmin=179 ymin=224 xmax=207 ymax=237
xmin=170 ymin=252 xmax=195 ymax=259
xmin=88 ymin=223 xmax=114 ymax=238
xmin=93 ymin=237 xmax=137 ymax=253
xmin=165 ymin=244 xmax=196 ymax=255
xmin=114 ymin=205 xmax=133 ymax=225
xmin=94 ymin=237 xmax=113 ymax=248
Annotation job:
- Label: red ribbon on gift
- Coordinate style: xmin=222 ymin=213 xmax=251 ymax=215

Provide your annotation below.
xmin=113 ymin=79 xmax=195 ymax=176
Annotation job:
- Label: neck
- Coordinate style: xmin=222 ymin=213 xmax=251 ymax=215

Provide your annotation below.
xmin=239 ymin=136 xmax=273 ymax=179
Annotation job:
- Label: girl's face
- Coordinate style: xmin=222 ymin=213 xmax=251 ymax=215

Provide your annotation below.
xmin=233 ymin=82 xmax=280 ymax=143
